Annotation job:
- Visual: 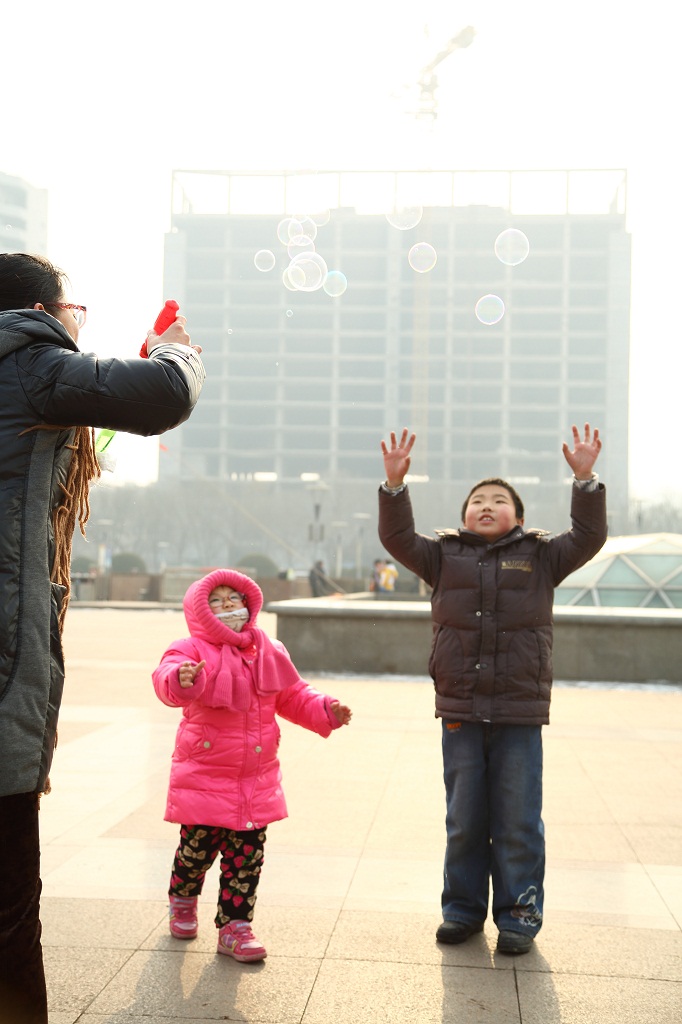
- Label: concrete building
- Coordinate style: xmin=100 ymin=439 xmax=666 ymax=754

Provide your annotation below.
xmin=160 ymin=169 xmax=631 ymax=570
xmin=0 ymin=170 xmax=48 ymax=254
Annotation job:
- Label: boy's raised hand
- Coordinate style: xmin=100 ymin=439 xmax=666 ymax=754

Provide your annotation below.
xmin=562 ymin=423 xmax=602 ymax=480
xmin=380 ymin=428 xmax=416 ymax=486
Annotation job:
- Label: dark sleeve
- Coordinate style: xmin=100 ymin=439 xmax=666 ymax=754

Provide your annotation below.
xmin=377 ymin=486 xmax=441 ymax=588
xmin=546 ymin=483 xmax=608 ymax=585
xmin=17 ymin=342 xmax=205 ymax=436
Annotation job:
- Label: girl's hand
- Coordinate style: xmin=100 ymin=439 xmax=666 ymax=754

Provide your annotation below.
xmin=178 ymin=660 xmax=206 ymax=689
xmin=562 ymin=423 xmax=602 ymax=480
xmin=331 ymin=701 xmax=352 ymax=726
xmin=380 ymin=428 xmax=416 ymax=487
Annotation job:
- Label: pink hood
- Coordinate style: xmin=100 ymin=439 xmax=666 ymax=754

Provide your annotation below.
xmin=183 ymin=568 xmax=264 ymax=648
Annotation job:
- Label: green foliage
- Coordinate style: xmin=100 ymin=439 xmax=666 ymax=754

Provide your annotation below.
xmin=111 ymin=552 xmax=148 ymax=573
xmin=235 ymin=553 xmax=279 ymax=578
xmin=71 ymin=556 xmax=96 ymax=573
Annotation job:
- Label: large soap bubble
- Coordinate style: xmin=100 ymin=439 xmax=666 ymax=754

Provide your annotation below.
xmin=475 ymin=294 xmax=505 ymax=325
xmin=292 ymin=215 xmax=318 ymax=241
xmin=277 ymin=217 xmax=303 ymax=244
xmin=287 ymin=234 xmax=316 ymax=259
xmin=287 ymin=252 xmax=328 ymax=291
xmin=494 ymin=228 xmax=530 ymax=266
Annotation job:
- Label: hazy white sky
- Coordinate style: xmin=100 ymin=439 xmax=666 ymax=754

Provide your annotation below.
xmin=3 ymin=0 xmax=680 ymax=502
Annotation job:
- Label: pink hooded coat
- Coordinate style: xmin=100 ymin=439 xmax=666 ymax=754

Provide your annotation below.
xmin=152 ymin=569 xmax=340 ymax=830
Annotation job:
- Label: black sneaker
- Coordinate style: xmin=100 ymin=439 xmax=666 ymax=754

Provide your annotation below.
xmin=436 ymin=920 xmax=484 ymax=944
xmin=496 ymin=930 xmax=534 ymax=955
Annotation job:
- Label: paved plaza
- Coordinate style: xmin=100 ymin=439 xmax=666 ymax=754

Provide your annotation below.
xmin=37 ymin=606 xmax=681 ymax=1023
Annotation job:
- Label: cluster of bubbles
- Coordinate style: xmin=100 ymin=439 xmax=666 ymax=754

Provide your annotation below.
xmin=250 ymin=206 xmax=529 ymax=329
xmin=475 ymin=228 xmax=530 ymax=325
xmin=253 ymin=210 xmax=348 ymax=300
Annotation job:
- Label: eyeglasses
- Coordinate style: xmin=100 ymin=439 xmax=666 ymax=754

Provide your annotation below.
xmin=209 ymin=593 xmax=246 ymax=606
xmin=45 ymin=302 xmax=87 ymax=327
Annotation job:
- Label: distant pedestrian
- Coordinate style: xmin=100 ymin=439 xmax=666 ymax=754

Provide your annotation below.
xmin=152 ymin=569 xmax=352 ymax=962
xmin=308 ymin=559 xmax=335 ymax=597
xmin=379 ymin=560 xmax=398 ymax=593
xmin=370 ymin=558 xmax=385 ymax=594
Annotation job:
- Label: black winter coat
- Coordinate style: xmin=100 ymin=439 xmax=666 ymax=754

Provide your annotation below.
xmin=0 ymin=310 xmax=205 ymax=796
xmin=378 ymin=483 xmax=607 ymax=725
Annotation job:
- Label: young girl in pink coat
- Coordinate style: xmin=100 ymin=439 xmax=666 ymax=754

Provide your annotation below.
xmin=152 ymin=568 xmax=352 ymax=962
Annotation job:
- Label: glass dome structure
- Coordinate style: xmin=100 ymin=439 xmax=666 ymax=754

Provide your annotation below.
xmin=555 ymin=533 xmax=682 ymax=608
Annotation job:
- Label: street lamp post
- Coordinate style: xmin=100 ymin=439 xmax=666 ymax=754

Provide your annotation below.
xmin=352 ymin=512 xmax=372 ymax=584
xmin=306 ymin=479 xmax=330 ymax=563
xmin=330 ymin=521 xmax=347 ymax=579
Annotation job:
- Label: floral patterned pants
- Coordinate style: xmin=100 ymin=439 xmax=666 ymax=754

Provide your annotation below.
xmin=169 ymin=824 xmax=267 ymax=926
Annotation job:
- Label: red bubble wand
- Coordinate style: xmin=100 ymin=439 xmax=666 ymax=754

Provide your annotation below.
xmin=96 ymin=299 xmax=180 ymax=455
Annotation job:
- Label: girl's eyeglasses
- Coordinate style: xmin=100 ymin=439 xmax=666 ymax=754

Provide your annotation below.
xmin=45 ymin=302 xmax=87 ymax=328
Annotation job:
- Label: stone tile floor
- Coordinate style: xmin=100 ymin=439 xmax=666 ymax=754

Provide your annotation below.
xmin=38 ymin=608 xmax=682 ymax=1022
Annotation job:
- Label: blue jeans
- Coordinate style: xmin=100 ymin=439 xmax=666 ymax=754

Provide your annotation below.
xmin=441 ymin=721 xmax=545 ymax=936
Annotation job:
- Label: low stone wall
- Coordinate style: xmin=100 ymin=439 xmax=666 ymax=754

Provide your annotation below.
xmin=267 ymin=597 xmax=682 ymax=683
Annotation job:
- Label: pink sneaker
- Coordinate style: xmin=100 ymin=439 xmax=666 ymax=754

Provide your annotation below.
xmin=169 ymin=895 xmax=198 ymax=939
xmin=217 ymin=920 xmax=267 ymax=962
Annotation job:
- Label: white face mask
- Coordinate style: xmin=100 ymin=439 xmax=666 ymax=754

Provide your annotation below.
xmin=216 ymin=607 xmax=249 ymax=623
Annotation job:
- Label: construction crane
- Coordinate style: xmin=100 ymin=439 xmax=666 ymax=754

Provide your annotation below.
xmin=416 ymin=24 xmax=476 ymax=120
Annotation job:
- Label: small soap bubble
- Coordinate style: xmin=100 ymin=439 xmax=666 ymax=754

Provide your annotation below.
xmin=386 ymin=205 xmax=423 ymax=230
xmin=227 ymin=328 xmax=234 ymax=335
xmin=475 ymin=294 xmax=505 ymax=325
xmin=494 ymin=228 xmax=530 ymax=266
xmin=254 ymin=249 xmax=276 ymax=272
xmin=286 ymin=309 xmax=294 ymax=318
xmin=323 ymin=270 xmax=348 ymax=297
xmin=408 ymin=242 xmax=437 ymax=273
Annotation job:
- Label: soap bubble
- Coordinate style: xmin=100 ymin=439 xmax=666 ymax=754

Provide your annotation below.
xmin=283 ymin=264 xmax=305 ymax=291
xmin=277 ymin=217 xmax=303 ymax=244
xmin=494 ymin=228 xmax=530 ymax=266
xmin=386 ymin=205 xmax=423 ymax=230
xmin=408 ymin=242 xmax=437 ymax=273
xmin=287 ymin=234 xmax=316 ymax=259
xmin=323 ymin=270 xmax=348 ymax=297
xmin=286 ymin=309 xmax=294 ymax=318
xmin=310 ymin=208 xmax=331 ymax=227
xmin=288 ymin=251 xmax=328 ymax=291
xmin=292 ymin=215 xmax=318 ymax=241
xmin=475 ymin=294 xmax=505 ymax=325
xmin=254 ymin=249 xmax=276 ymax=272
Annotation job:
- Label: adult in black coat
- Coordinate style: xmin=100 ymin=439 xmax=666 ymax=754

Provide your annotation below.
xmin=0 ymin=253 xmax=205 ymax=1024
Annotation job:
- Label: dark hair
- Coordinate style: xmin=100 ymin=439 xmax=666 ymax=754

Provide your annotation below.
xmin=0 ymin=252 xmax=68 ymax=311
xmin=461 ymin=477 xmax=525 ymax=522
